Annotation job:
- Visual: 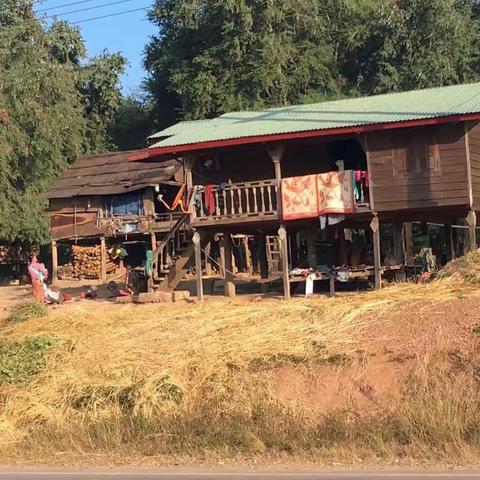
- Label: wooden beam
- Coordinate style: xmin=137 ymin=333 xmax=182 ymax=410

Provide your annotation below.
xmin=243 ymin=236 xmax=253 ymax=275
xmin=371 ymin=216 xmax=382 ymax=289
xmin=404 ymin=223 xmax=414 ymax=265
xmin=278 ymin=226 xmax=290 ymax=299
xmin=204 ymin=241 xmax=213 ymax=276
xmin=393 ymin=223 xmax=404 ymax=264
xmin=192 ymin=232 xmax=204 ymax=302
xmin=306 ymin=229 xmax=317 ymax=268
xmin=51 ymin=239 xmax=58 ymax=285
xmin=100 ymin=237 xmax=107 ymax=283
xmin=222 ymin=234 xmax=236 ymax=297
xmin=150 ymin=231 xmax=157 ymax=252
xmin=445 ymin=224 xmax=454 ymax=262
xmin=257 ymin=233 xmax=269 ymax=280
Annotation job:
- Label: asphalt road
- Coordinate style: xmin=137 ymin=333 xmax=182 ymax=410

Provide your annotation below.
xmin=2 ymin=472 xmax=480 ymax=480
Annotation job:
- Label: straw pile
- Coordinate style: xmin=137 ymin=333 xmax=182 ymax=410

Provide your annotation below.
xmin=2 ymin=278 xmax=480 ymax=465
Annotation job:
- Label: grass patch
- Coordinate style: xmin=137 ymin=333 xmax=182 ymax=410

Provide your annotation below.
xmin=1 ymin=277 xmax=480 ymax=464
xmin=8 ymin=301 xmax=46 ymax=324
xmin=0 ymin=336 xmax=53 ymax=385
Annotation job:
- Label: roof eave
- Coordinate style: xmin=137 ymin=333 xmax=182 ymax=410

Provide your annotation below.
xmin=140 ymin=113 xmax=480 ymax=160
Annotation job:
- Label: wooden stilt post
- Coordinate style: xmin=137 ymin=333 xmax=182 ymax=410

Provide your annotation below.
xmin=100 ymin=236 xmax=107 ymax=283
xmin=467 ymin=210 xmax=477 ymax=251
xmin=204 ymin=241 xmax=213 ymax=276
xmin=289 ymin=231 xmax=299 ymax=269
xmin=404 ymin=223 xmax=414 ymax=265
xmin=150 ymin=231 xmax=157 ymax=252
xmin=222 ymin=233 xmax=236 ymax=297
xmin=243 ymin=237 xmax=253 ymax=275
xmin=371 ymin=216 xmax=382 ymax=289
xmin=258 ymin=233 xmax=269 ymax=280
xmin=51 ymin=239 xmax=58 ymax=285
xmin=306 ymin=229 xmax=317 ymax=268
xmin=329 ymin=271 xmax=335 ymax=298
xmin=192 ymin=232 xmax=203 ymax=301
xmin=445 ymin=224 xmax=454 ymax=262
xmin=278 ymin=226 xmax=290 ymax=299
xmin=338 ymin=227 xmax=347 ymax=266
xmin=393 ymin=223 xmax=404 ymax=265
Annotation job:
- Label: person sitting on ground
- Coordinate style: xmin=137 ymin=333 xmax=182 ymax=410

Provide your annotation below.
xmin=27 ymin=253 xmax=48 ymax=303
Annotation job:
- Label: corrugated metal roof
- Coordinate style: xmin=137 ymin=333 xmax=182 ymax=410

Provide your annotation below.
xmin=149 ymin=82 xmax=480 ymax=150
xmin=148 ymin=119 xmax=215 ymax=139
xmin=46 ymin=151 xmax=181 ymax=199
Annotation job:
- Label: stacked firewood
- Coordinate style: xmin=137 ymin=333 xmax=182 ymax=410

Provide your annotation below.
xmin=0 ymin=245 xmax=28 ymax=264
xmin=58 ymin=245 xmax=101 ymax=280
xmin=58 ymin=245 xmax=122 ymax=280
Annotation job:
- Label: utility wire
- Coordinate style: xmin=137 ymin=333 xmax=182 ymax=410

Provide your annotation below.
xmin=71 ymin=6 xmax=150 ymax=24
xmin=45 ymin=0 xmax=136 ymax=18
xmin=37 ymin=0 xmax=98 ymax=14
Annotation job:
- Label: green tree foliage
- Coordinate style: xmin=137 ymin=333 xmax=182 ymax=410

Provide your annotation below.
xmin=145 ymin=0 xmax=337 ymax=122
xmin=109 ymin=94 xmax=155 ymax=151
xmin=0 ymin=1 xmax=125 ymax=244
xmin=145 ymin=0 xmax=480 ymax=123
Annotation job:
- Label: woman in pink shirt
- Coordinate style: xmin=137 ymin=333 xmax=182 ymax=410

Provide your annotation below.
xmin=28 ymin=254 xmax=49 ymax=303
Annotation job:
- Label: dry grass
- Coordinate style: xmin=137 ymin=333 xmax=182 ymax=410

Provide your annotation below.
xmin=1 ymin=277 xmax=480 ymax=465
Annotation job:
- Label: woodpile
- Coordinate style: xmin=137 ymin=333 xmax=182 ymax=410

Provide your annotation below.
xmin=0 ymin=245 xmax=28 ymax=265
xmin=58 ymin=245 xmax=122 ymax=280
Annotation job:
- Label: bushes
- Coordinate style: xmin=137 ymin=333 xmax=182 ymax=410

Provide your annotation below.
xmin=0 ymin=336 xmax=53 ymax=385
xmin=8 ymin=302 xmax=46 ymax=324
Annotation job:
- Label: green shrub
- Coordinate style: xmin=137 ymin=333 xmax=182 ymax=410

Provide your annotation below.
xmin=9 ymin=301 xmax=46 ymax=323
xmin=0 ymin=336 xmax=53 ymax=385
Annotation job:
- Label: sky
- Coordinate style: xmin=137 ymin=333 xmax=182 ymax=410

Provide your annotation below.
xmin=35 ymin=0 xmax=157 ymax=93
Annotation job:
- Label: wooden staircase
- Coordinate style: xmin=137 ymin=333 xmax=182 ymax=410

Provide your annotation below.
xmin=150 ymin=214 xmax=212 ymax=293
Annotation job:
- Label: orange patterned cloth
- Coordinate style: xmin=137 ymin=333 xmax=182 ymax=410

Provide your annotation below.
xmin=281 ymin=175 xmax=318 ymax=221
xmin=281 ymin=172 xmax=353 ymax=220
xmin=317 ymin=171 xmax=353 ymax=215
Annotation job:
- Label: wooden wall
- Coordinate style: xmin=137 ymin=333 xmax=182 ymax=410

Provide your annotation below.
xmin=467 ymin=122 xmax=480 ymax=210
xmin=49 ymin=188 xmax=156 ymax=241
xmin=367 ymin=123 xmax=470 ymax=213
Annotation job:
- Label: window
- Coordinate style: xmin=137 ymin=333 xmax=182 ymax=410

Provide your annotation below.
xmin=392 ymin=131 xmax=441 ymax=176
xmin=104 ymin=193 xmax=144 ymax=217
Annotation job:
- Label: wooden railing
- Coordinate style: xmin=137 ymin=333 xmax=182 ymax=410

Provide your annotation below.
xmin=194 ymin=179 xmax=280 ymax=225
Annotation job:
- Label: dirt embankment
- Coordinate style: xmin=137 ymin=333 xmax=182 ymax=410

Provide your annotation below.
xmin=1 ymin=277 xmax=480 ymax=467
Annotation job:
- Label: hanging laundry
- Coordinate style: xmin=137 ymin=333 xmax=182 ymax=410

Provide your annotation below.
xmin=328 ymin=214 xmax=345 ymax=227
xmin=204 ymin=185 xmax=217 ymax=215
xmin=281 ymin=175 xmax=319 ymax=221
xmin=319 ymin=215 xmax=328 ymax=230
xmin=317 ymin=171 xmax=354 ymax=215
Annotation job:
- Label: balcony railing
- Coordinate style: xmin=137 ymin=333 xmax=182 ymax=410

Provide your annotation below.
xmin=193 ymin=179 xmax=280 ymax=225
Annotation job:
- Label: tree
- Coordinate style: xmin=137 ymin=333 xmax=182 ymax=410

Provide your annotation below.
xmin=0 ymin=1 xmax=125 ymax=244
xmin=109 ymin=94 xmax=154 ymax=151
xmin=145 ymin=0 xmax=337 ymax=123
xmin=145 ymin=0 xmax=480 ymax=124
xmin=341 ymin=0 xmax=480 ymax=94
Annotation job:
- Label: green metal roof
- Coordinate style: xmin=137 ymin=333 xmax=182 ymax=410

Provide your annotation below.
xmin=149 ymin=82 xmax=480 ymax=150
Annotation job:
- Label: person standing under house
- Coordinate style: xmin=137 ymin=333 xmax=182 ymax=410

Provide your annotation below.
xmin=28 ymin=253 xmax=48 ymax=303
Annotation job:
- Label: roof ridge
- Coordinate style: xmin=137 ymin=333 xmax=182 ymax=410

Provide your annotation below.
xmin=215 ymin=82 xmax=480 ymax=118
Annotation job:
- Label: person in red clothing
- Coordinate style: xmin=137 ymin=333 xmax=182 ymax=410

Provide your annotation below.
xmin=27 ymin=253 xmax=48 ymax=303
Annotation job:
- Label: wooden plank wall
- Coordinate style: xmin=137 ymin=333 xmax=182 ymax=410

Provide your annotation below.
xmin=467 ymin=122 xmax=480 ymax=210
xmin=367 ymin=123 xmax=470 ymax=213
